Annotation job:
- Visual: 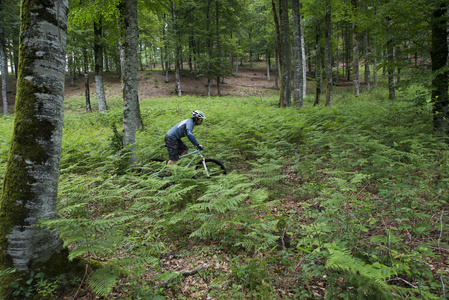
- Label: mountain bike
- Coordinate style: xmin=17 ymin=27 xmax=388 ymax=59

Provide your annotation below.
xmin=140 ymin=148 xmax=226 ymax=178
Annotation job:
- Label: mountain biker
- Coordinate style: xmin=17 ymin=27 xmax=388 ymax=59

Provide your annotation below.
xmin=165 ymin=110 xmax=206 ymax=165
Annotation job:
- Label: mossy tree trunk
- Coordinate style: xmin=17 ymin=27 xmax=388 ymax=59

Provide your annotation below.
xmin=0 ymin=0 xmax=69 ymax=297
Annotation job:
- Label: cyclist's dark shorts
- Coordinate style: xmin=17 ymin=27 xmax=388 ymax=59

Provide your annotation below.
xmin=165 ymin=135 xmax=188 ymax=161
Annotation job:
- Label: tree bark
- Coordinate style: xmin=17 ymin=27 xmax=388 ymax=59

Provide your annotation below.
xmin=122 ymin=0 xmax=141 ymax=164
xmin=325 ymin=0 xmax=333 ymax=106
xmin=352 ymin=0 xmax=360 ymax=97
xmin=94 ymin=17 xmax=108 ymax=113
xmin=0 ymin=0 xmax=69 ymax=295
xmin=431 ymin=2 xmax=449 ymax=134
xmin=83 ymin=47 xmax=92 ymax=112
xmin=301 ymin=18 xmax=307 ymax=98
xmin=364 ymin=4 xmax=370 ymax=92
xmin=172 ymin=2 xmax=181 ymax=96
xmin=292 ymin=0 xmax=304 ymax=108
xmin=279 ymin=0 xmax=291 ymax=107
xmin=314 ymin=20 xmax=322 ymax=106
xmin=266 ymin=50 xmax=271 ymax=81
xmin=0 ymin=0 xmax=8 ymax=115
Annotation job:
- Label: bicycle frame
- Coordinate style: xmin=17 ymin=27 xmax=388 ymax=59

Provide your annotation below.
xmin=153 ymin=149 xmax=211 ymax=177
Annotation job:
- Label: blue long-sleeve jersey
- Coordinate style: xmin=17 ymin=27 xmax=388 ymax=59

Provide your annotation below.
xmin=166 ymin=118 xmax=199 ymax=146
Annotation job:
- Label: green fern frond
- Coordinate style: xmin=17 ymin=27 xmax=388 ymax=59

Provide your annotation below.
xmin=88 ymin=267 xmax=120 ymax=297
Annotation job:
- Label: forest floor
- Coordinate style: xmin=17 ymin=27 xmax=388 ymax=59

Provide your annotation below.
xmin=5 ymin=61 xmax=281 ymax=110
xmin=5 ymin=61 xmax=356 ymax=110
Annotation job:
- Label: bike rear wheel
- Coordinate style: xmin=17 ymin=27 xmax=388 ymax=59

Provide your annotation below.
xmin=195 ymin=159 xmax=226 ymax=177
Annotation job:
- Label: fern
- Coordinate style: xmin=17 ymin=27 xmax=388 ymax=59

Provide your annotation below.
xmin=324 ymin=245 xmax=427 ymax=299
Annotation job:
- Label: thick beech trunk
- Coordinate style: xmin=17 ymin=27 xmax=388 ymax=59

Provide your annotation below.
xmin=0 ymin=0 xmax=69 ymax=296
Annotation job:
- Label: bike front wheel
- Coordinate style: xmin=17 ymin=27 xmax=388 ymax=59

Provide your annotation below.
xmin=195 ymin=159 xmax=227 ymax=177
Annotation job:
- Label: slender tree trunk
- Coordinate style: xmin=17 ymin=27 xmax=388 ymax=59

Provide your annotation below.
xmin=352 ymin=0 xmax=360 ymax=97
xmin=364 ymin=4 xmax=370 ymax=92
xmin=279 ymin=0 xmax=291 ymax=107
xmin=336 ymin=22 xmax=339 ymax=86
xmin=83 ymin=48 xmax=92 ymax=112
xmin=206 ymin=0 xmax=212 ymax=96
xmin=271 ymin=0 xmax=281 ymax=93
xmin=325 ymin=0 xmax=333 ymax=106
xmin=292 ymin=0 xmax=304 ymax=108
xmin=301 ymin=17 xmax=306 ymax=98
xmin=172 ymin=2 xmax=181 ymax=96
xmin=122 ymin=0 xmax=141 ymax=165
xmin=266 ymin=50 xmax=271 ymax=81
xmin=275 ymin=48 xmax=279 ymax=89
xmin=0 ymin=0 xmax=8 ymax=115
xmin=94 ymin=18 xmax=108 ymax=113
xmin=216 ymin=0 xmax=221 ymax=96
xmin=387 ymin=40 xmax=395 ymax=100
xmin=116 ymin=2 xmax=126 ymax=84
xmin=431 ymin=2 xmax=449 ymax=134
xmin=163 ymin=14 xmax=169 ymax=83
xmin=0 ymin=1 xmax=69 ymax=295
xmin=314 ymin=20 xmax=322 ymax=106
xmin=373 ymin=5 xmax=378 ymax=88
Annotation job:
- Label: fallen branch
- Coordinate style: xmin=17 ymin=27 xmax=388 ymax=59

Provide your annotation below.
xmin=387 ymin=277 xmax=418 ymax=289
xmin=153 ymin=265 xmax=208 ymax=289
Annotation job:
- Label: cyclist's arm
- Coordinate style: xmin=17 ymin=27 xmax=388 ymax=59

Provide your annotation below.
xmin=186 ymin=129 xmax=199 ymax=146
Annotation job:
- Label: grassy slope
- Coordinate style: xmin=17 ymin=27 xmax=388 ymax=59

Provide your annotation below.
xmin=1 ymin=83 xmax=448 ymax=299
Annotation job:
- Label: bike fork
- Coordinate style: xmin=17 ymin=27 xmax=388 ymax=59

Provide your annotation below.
xmin=201 ymin=158 xmax=210 ymax=177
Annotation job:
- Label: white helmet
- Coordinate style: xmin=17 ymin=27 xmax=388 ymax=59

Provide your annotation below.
xmin=192 ymin=110 xmax=206 ymax=119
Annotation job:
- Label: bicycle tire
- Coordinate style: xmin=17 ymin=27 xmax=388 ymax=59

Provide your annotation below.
xmin=195 ymin=159 xmax=227 ymax=177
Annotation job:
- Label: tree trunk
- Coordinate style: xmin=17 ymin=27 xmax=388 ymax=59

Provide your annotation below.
xmin=83 ymin=47 xmax=92 ymax=112
xmin=364 ymin=4 xmax=370 ymax=92
xmin=292 ymin=0 xmax=304 ymax=108
xmin=122 ymin=0 xmax=141 ymax=165
xmin=325 ymin=0 xmax=332 ymax=106
xmin=0 ymin=0 xmax=69 ymax=296
xmin=352 ymin=0 xmax=360 ymax=97
xmin=116 ymin=2 xmax=125 ymax=84
xmin=373 ymin=5 xmax=378 ymax=88
xmin=387 ymin=40 xmax=395 ymax=100
xmin=94 ymin=18 xmax=108 ymax=113
xmin=206 ymin=0 xmax=212 ymax=96
xmin=431 ymin=2 xmax=449 ymax=134
xmin=0 ymin=0 xmax=8 ymax=115
xmin=266 ymin=50 xmax=271 ymax=81
xmin=279 ymin=0 xmax=291 ymax=107
xmin=172 ymin=2 xmax=182 ymax=97
xmin=216 ymin=0 xmax=221 ymax=96
xmin=314 ymin=20 xmax=322 ymax=106
xmin=301 ymin=18 xmax=306 ymax=98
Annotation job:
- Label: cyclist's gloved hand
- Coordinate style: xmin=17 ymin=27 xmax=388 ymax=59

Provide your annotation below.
xmin=196 ymin=144 xmax=204 ymax=150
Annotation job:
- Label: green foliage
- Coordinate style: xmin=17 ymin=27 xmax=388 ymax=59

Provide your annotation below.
xmin=2 ymin=87 xmax=449 ymax=298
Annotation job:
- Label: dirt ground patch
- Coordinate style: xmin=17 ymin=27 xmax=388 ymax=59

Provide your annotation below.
xmin=3 ymin=62 xmax=280 ymax=112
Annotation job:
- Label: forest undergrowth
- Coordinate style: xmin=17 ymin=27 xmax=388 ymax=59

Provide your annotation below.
xmin=0 ymin=83 xmax=448 ymax=299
